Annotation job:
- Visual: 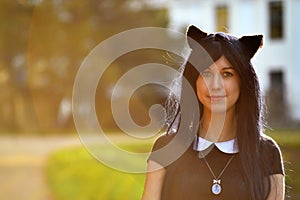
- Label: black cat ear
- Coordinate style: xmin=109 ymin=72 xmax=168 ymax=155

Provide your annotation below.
xmin=238 ymin=35 xmax=263 ymax=59
xmin=186 ymin=25 xmax=208 ymax=49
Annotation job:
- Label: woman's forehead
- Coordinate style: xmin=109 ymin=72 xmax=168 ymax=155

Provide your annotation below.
xmin=205 ymin=56 xmax=233 ymax=70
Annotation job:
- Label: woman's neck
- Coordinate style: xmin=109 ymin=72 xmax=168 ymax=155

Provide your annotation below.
xmin=199 ymin=109 xmax=237 ymax=142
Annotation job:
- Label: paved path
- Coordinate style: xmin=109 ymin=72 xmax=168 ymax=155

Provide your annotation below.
xmin=0 ymin=134 xmax=82 ymax=200
xmin=0 ymin=133 xmax=142 ymax=200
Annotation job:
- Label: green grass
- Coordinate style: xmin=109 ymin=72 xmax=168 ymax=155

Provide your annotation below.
xmin=47 ymin=130 xmax=300 ymax=200
xmin=268 ymin=129 xmax=300 ymax=199
xmin=267 ymin=129 xmax=300 ymax=147
xmin=46 ymin=142 xmax=153 ymax=200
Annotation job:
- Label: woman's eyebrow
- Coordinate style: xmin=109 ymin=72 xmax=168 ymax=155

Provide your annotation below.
xmin=221 ymin=66 xmax=234 ymax=70
xmin=202 ymin=68 xmax=211 ymax=71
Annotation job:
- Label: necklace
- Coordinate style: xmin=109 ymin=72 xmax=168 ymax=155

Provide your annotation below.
xmin=202 ymin=154 xmax=235 ymax=195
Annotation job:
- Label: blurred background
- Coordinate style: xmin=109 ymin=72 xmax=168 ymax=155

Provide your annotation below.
xmin=0 ymin=0 xmax=299 ymax=199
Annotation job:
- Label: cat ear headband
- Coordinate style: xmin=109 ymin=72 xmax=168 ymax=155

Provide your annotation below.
xmin=186 ymin=25 xmax=263 ymax=60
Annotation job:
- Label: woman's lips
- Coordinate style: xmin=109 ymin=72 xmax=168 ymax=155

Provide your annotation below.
xmin=209 ymin=95 xmax=226 ymax=102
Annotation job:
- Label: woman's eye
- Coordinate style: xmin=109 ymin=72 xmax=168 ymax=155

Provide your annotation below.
xmin=201 ymin=71 xmax=212 ymax=77
xmin=223 ymin=71 xmax=233 ymax=77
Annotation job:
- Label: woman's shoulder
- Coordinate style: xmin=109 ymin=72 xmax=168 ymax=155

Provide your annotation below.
xmin=151 ymin=133 xmax=176 ymax=151
xmin=259 ymin=133 xmax=285 ymax=175
xmin=259 ymin=133 xmax=281 ymax=152
xmin=149 ymin=133 xmax=187 ymax=168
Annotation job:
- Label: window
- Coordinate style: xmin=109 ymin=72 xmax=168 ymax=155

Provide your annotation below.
xmin=215 ymin=5 xmax=228 ymax=32
xmin=269 ymin=1 xmax=284 ymax=39
xmin=267 ymin=70 xmax=286 ymax=125
xmin=270 ymin=70 xmax=284 ymax=89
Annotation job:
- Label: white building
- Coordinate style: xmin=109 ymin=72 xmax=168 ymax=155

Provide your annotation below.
xmin=165 ymin=0 xmax=300 ymax=124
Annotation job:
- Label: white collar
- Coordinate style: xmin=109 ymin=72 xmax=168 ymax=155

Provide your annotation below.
xmin=193 ymin=136 xmax=239 ymax=154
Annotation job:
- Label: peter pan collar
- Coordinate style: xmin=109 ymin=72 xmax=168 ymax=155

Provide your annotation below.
xmin=193 ymin=136 xmax=239 ymax=154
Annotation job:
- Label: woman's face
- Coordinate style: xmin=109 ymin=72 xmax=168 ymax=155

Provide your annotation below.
xmin=196 ymin=56 xmax=241 ymax=113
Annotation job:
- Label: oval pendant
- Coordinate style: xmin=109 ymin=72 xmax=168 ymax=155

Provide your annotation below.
xmin=212 ymin=183 xmax=221 ymax=195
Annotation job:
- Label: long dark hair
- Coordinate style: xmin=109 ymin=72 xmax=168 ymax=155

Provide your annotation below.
xmin=164 ymin=25 xmax=272 ymax=199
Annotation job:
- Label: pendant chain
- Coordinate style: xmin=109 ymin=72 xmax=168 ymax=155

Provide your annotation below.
xmin=202 ymin=154 xmax=235 ymax=180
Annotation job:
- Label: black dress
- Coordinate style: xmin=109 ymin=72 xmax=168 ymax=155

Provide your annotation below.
xmin=148 ymin=134 xmax=284 ymax=200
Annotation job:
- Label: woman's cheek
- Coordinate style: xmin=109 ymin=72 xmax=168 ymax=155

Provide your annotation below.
xmin=196 ymin=80 xmax=208 ymax=103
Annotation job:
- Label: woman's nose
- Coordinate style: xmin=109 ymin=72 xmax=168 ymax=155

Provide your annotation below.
xmin=210 ymin=74 xmax=222 ymax=90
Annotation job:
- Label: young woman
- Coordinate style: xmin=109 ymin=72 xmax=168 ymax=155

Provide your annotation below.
xmin=142 ymin=25 xmax=285 ymax=200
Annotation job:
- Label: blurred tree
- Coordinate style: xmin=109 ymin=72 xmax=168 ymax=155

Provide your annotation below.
xmin=0 ymin=0 xmax=37 ymax=133
xmin=19 ymin=0 xmax=169 ymax=133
